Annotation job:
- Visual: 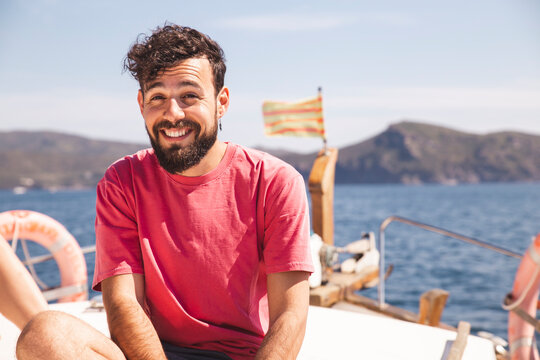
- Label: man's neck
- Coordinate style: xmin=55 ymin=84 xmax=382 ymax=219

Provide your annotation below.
xmin=177 ymin=141 xmax=228 ymax=177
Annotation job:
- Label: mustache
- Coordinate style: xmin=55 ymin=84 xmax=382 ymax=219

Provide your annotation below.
xmin=153 ymin=120 xmax=201 ymax=131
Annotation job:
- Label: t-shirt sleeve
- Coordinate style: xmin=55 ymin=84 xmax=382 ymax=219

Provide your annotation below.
xmin=262 ymin=169 xmax=314 ymax=274
xmin=92 ymin=166 xmax=143 ymax=291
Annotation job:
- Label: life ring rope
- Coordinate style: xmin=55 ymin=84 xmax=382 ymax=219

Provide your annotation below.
xmin=21 ymin=237 xmax=49 ymax=290
xmin=12 ymin=219 xmax=49 ymax=290
xmin=11 ymin=218 xmax=20 ymax=250
xmin=505 ymin=233 xmax=540 ymax=360
xmin=42 ymin=284 xmax=87 ymax=302
xmin=503 ymin=242 xmax=540 ymax=312
xmin=531 ymin=242 xmax=540 ymax=265
xmin=0 ymin=210 xmax=88 ymax=303
xmin=510 ymin=338 xmax=536 ymax=357
xmin=47 ymin=233 xmax=71 ymax=254
xmin=505 ymin=304 xmax=540 ymax=333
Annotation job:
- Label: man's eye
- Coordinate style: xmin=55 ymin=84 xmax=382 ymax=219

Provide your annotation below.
xmin=150 ymin=95 xmax=165 ymax=101
xmin=182 ymin=94 xmax=199 ymax=105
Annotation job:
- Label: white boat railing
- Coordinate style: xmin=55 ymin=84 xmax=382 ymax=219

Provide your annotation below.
xmin=21 ymin=245 xmax=96 ymax=266
xmin=377 ymin=215 xmax=523 ymax=308
xmin=18 ymin=216 xmax=523 ymax=309
xmin=18 ymin=243 xmax=96 ymax=301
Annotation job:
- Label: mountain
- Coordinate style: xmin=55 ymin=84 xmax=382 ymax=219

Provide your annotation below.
xmin=1 ymin=122 xmax=539 ymax=189
xmin=334 ymin=121 xmax=540 ymax=184
xmin=0 ymin=131 xmax=148 ymax=189
xmin=264 ymin=121 xmax=540 ymax=184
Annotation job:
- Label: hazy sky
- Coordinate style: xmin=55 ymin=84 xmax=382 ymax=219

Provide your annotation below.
xmin=1 ymin=0 xmax=539 ymax=153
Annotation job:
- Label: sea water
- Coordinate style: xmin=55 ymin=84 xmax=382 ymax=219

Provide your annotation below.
xmin=1 ymin=183 xmax=539 ymax=340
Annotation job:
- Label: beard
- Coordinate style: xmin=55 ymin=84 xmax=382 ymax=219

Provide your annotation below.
xmin=147 ymin=118 xmax=218 ymax=174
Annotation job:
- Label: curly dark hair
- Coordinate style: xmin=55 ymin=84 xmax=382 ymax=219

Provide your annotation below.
xmin=124 ymin=24 xmax=226 ymax=95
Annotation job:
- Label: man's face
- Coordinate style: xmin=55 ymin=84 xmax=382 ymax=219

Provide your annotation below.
xmin=137 ymin=58 xmax=221 ymax=174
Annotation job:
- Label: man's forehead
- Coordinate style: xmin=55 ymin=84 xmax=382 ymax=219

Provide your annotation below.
xmin=144 ymin=58 xmax=213 ymax=90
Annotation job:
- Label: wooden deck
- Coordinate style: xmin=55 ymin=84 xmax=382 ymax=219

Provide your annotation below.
xmin=309 ymin=266 xmax=379 ymax=307
xmin=310 ymin=266 xmax=456 ymax=332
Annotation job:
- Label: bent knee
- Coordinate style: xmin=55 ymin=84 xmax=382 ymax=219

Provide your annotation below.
xmin=16 ymin=311 xmax=74 ymax=358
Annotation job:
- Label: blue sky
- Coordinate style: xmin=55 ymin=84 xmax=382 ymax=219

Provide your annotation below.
xmin=1 ymin=0 xmax=539 ymax=153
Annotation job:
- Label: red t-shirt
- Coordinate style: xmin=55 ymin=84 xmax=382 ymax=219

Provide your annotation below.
xmin=92 ymin=143 xmax=313 ymax=359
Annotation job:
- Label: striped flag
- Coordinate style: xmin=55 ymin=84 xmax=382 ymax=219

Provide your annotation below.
xmin=262 ymin=94 xmax=326 ymax=139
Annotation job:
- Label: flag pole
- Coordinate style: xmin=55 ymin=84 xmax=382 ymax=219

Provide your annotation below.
xmin=318 ymin=86 xmax=328 ymax=154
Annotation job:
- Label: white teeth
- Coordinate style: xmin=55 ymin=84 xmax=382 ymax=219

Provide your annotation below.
xmin=164 ymin=129 xmax=187 ymax=138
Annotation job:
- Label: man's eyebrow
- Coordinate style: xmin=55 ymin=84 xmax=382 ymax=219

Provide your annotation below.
xmin=145 ymin=80 xmax=203 ymax=92
xmin=145 ymin=81 xmax=165 ymax=92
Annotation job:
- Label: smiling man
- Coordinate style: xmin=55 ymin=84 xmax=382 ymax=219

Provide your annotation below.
xmin=140 ymin=56 xmax=226 ymax=176
xmin=16 ymin=24 xmax=313 ymax=360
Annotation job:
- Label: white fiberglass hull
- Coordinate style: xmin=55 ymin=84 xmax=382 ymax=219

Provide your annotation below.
xmin=0 ymin=301 xmax=495 ymax=360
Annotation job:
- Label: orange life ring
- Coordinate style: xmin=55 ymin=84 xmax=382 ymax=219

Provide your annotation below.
xmin=0 ymin=210 xmax=87 ymax=303
xmin=506 ymin=233 xmax=540 ymax=360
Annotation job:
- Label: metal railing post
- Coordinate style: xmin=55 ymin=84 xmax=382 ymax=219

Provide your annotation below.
xmin=378 ymin=223 xmax=385 ymax=308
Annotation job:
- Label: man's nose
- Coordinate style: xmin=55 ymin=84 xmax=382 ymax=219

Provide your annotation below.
xmin=163 ymin=98 xmax=185 ymax=120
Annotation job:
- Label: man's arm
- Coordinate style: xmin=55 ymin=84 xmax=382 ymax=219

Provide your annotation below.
xmin=101 ymin=273 xmax=167 ymax=360
xmin=255 ymin=271 xmax=310 ymax=360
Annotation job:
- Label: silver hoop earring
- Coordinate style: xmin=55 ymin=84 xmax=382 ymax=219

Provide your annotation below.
xmin=219 ymin=118 xmax=222 ymax=131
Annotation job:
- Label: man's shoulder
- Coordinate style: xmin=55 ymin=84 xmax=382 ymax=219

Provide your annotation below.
xmin=231 ymin=143 xmax=301 ymax=179
xmin=108 ymin=148 xmax=155 ymax=169
xmin=101 ymin=148 xmax=156 ymax=182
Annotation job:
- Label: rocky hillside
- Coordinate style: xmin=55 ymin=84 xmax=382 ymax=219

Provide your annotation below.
xmin=0 ymin=131 xmax=147 ymax=189
xmin=268 ymin=121 xmax=540 ymax=184
xmin=1 ymin=122 xmax=539 ymax=189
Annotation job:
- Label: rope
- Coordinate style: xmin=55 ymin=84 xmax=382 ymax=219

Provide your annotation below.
xmin=502 ymin=240 xmax=540 ymax=350
xmin=42 ymin=284 xmax=86 ymax=302
xmin=20 ymin=238 xmax=49 ymax=290
xmin=502 ymin=267 xmax=540 ymax=312
xmin=508 ymin=303 xmax=540 ymax=333
xmin=509 ymin=337 xmax=537 ymax=357
xmin=11 ymin=219 xmax=49 ymax=290
xmin=10 ymin=218 xmax=20 ymax=251
xmin=502 ymin=242 xmax=540 ymax=312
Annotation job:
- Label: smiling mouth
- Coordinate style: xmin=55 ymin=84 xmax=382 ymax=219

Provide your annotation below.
xmin=153 ymin=119 xmax=201 ymax=144
xmin=161 ymin=127 xmax=193 ymax=140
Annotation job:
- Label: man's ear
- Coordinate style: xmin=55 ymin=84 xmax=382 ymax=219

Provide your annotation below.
xmin=137 ymin=90 xmax=144 ymax=115
xmin=216 ymin=86 xmax=230 ymax=118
